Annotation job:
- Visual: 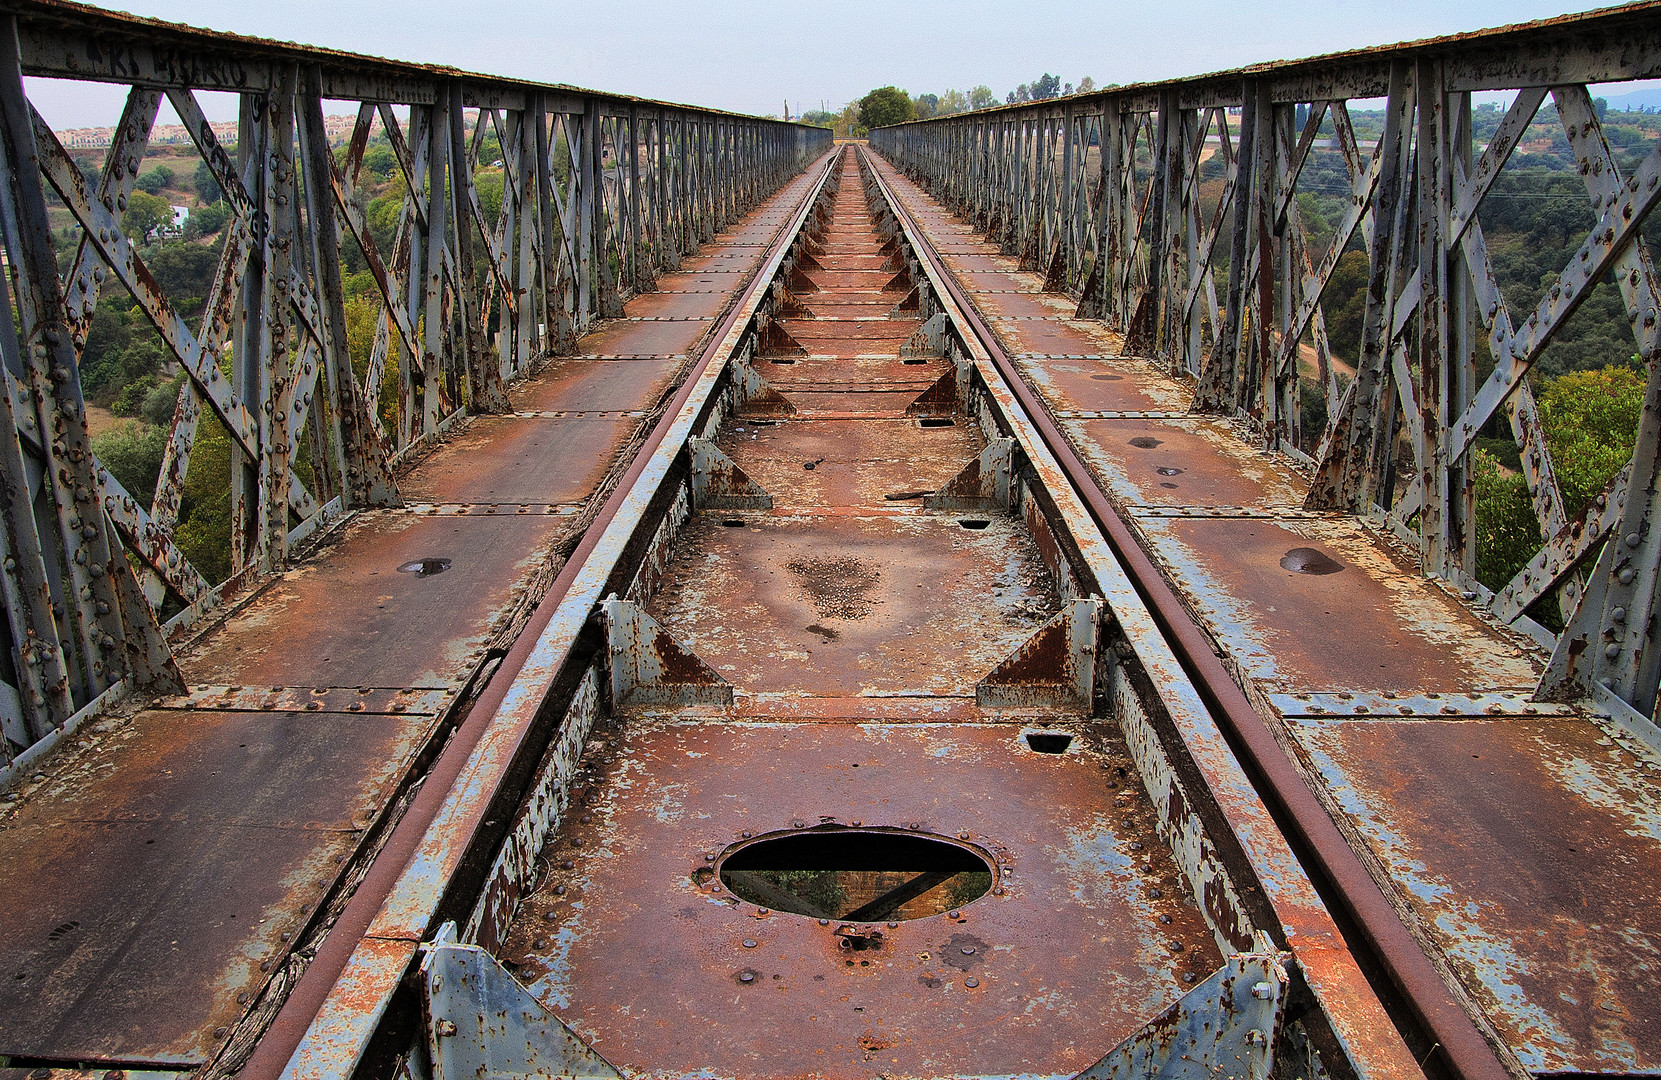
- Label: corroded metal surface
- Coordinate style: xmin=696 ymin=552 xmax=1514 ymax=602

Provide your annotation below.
xmin=1063 ymin=418 xmax=1308 ymax=508
xmin=398 ymin=417 xmax=637 ymax=504
xmin=482 ymin=148 xmax=1275 ymax=1080
xmin=1136 ymin=516 xmax=1540 ymax=693
xmin=650 ymin=513 xmax=1058 ymax=698
xmin=183 ymin=514 xmax=565 ymax=689
xmin=503 ymin=720 xmax=1221 ymax=1080
xmin=866 ymin=140 xmax=1661 ymax=1079
xmin=1298 ymin=716 xmax=1661 ymax=1072
xmin=272 ymin=152 xmax=844 ymax=1080
xmin=509 ymin=359 xmax=682 ymax=412
xmin=0 ymin=706 xmax=436 ymax=1064
xmin=0 ymin=139 xmax=827 ymax=1072
xmin=716 ymin=418 xmax=974 ymax=508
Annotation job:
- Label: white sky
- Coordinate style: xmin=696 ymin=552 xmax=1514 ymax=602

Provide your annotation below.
xmin=23 ymin=0 xmax=1649 ymax=128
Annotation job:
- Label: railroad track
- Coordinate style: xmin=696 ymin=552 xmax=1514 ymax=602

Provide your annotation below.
xmin=255 ymin=143 xmax=1458 ymax=1080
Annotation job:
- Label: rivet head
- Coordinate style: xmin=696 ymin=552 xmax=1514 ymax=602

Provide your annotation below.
xmin=742 ymin=938 xmax=757 ymax=948
xmin=1612 ymin=606 xmax=1627 ymax=622
xmin=964 ymin=976 xmax=979 ymax=988
xmin=1626 ymin=532 xmax=1643 ymax=548
xmin=738 ymin=971 xmax=755 ymax=983
xmin=948 ymin=910 xmax=961 ymax=919
xmin=1606 ymin=643 xmax=1622 ymax=659
xmin=1252 ymin=981 xmax=1273 ymax=999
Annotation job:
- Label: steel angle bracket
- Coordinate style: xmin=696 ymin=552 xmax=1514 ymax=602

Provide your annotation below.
xmin=924 ymin=437 xmax=1014 ymax=511
xmin=1074 ymin=943 xmax=1288 ymax=1080
xmin=689 ymin=437 xmax=774 ymax=511
xmin=603 ymin=597 xmax=734 ymax=708
xmin=900 ymin=311 xmax=949 ymax=357
xmin=978 ymin=597 xmax=1103 ymax=710
xmin=421 ymin=930 xmax=622 ymax=1080
xmin=730 ymin=352 xmax=798 ymax=417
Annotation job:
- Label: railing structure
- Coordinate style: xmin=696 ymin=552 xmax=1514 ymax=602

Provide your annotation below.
xmin=0 ymin=0 xmax=829 ymax=766
xmin=871 ymin=2 xmax=1661 ymax=724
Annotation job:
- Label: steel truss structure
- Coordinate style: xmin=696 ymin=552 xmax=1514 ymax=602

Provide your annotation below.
xmin=0 ymin=0 xmax=828 ymax=766
xmin=871 ymin=2 xmax=1661 ymax=724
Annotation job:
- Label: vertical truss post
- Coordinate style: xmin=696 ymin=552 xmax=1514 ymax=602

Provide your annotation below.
xmin=0 ymin=15 xmax=173 ymax=707
xmin=0 ymin=267 xmax=73 ymax=744
xmin=421 ymin=95 xmax=449 ymax=435
xmin=299 ymin=66 xmax=401 ymax=507
xmin=233 ymin=91 xmax=265 ymax=568
xmin=1308 ymin=62 xmax=1414 ymax=514
xmin=1416 ymin=58 xmax=1452 ymax=575
xmin=1198 ymin=79 xmax=1261 ymax=413
xmin=1447 ymin=91 xmax=1477 ymax=580
xmin=256 ymin=63 xmax=298 ymax=565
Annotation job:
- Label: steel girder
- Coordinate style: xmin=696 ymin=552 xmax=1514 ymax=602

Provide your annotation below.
xmin=870 ymin=2 xmax=1661 ymax=720
xmin=0 ymin=0 xmax=830 ymax=767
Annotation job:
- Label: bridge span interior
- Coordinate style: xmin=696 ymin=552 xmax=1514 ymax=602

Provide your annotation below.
xmin=4 ymin=3 xmax=1661 ymax=1080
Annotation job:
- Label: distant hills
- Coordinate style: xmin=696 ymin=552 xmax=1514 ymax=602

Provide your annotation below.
xmin=1602 ymin=85 xmax=1661 ymax=111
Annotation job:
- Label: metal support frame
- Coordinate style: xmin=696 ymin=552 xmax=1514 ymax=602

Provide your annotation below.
xmin=871 ymin=2 xmax=1661 ymax=717
xmin=0 ymin=0 xmax=827 ymax=765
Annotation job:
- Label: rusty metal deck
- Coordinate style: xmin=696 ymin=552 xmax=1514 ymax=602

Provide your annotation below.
xmin=0 ymin=179 xmax=814 ymax=1070
xmin=495 ymin=150 xmax=1224 ymax=1080
xmin=870 ymin=151 xmax=1661 ymax=1075
xmin=500 ymin=720 xmax=1219 ymax=1080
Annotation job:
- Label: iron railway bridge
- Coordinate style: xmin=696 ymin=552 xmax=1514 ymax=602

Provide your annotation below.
xmin=1 ymin=1 xmax=1661 ymax=1078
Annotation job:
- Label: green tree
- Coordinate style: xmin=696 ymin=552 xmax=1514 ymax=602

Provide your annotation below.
xmin=1474 ymin=364 xmax=1646 ymax=598
xmin=183 ymin=201 xmax=231 ymax=239
xmin=122 ymin=190 xmax=172 ymax=244
xmin=135 ymin=164 xmax=175 ymax=194
xmin=363 ymin=144 xmax=397 ymax=180
xmin=968 ymin=86 xmax=996 ymax=110
xmin=1320 ymin=250 xmax=1370 ymax=364
xmin=858 ymin=86 xmax=914 ymax=130
xmin=91 ymin=421 xmax=168 ymax=507
xmin=938 ymin=89 xmax=968 ymax=116
xmin=912 ymin=93 xmax=939 ymax=120
xmin=1031 ymin=74 xmax=1061 ymax=100
xmin=1076 ymin=76 xmax=1096 ymax=93
xmin=193 ymin=161 xmax=223 ymax=204
xmin=835 ymin=103 xmax=866 ymax=139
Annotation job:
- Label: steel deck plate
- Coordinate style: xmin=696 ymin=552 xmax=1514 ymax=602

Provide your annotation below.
xmin=0 ymin=707 xmax=436 ymax=1064
xmin=398 ymin=415 xmax=636 ymax=504
xmin=1297 ymin=716 xmax=1661 ymax=1072
xmin=185 ymin=481 xmax=567 ymax=690
xmin=502 ymin=720 xmax=1221 ymax=1080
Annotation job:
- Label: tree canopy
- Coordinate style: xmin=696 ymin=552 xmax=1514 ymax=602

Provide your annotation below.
xmin=858 ymin=86 xmax=914 ymax=130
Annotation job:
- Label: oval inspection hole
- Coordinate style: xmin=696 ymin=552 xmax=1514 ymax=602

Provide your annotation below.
xmin=918 ymin=417 xmax=956 ymax=428
xmin=720 ymin=519 xmax=746 ymax=527
xmin=958 ymin=519 xmax=991 ymax=530
xmin=397 ymin=557 xmax=451 ymax=577
xmin=1025 ymin=732 xmax=1074 ymax=754
xmin=769 ymin=357 xmax=797 ymax=365
xmin=718 ymin=828 xmax=995 ymax=921
xmin=1280 ymin=547 xmax=1345 ymax=575
xmin=902 ymin=357 xmax=928 ymax=365
xmin=1128 ymin=436 xmax=1163 ymax=449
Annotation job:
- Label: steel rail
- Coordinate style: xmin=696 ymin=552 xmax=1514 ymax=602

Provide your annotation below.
xmin=246 ymin=146 xmax=841 ymax=1080
xmin=859 ymin=145 xmax=1513 ymax=1080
